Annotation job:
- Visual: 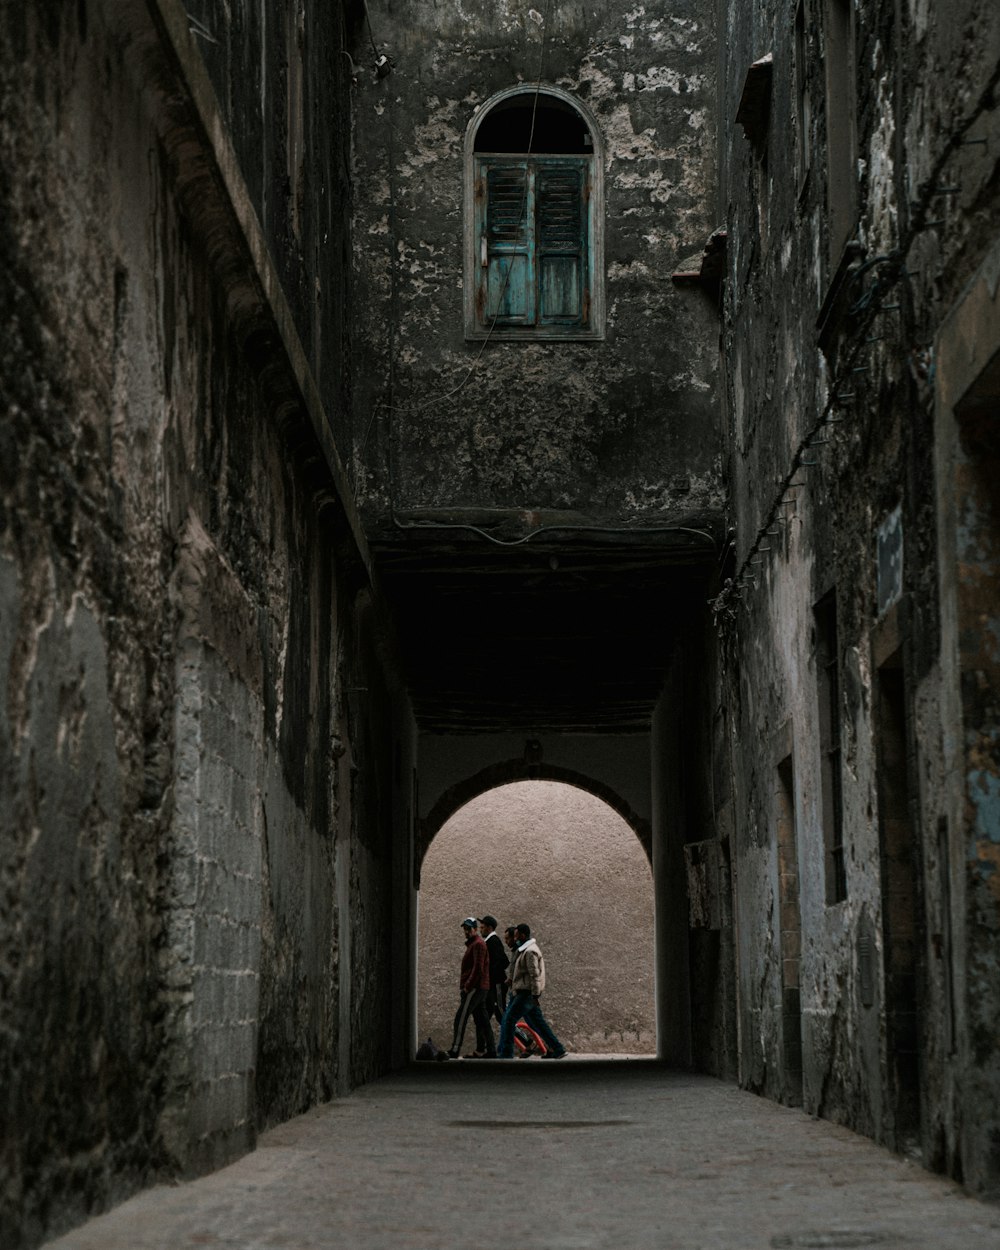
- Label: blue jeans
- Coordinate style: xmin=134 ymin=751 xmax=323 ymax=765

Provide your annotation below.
xmin=497 ymin=991 xmax=565 ymax=1058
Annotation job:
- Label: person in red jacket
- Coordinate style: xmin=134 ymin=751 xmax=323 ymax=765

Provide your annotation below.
xmin=446 ymin=917 xmax=495 ymax=1058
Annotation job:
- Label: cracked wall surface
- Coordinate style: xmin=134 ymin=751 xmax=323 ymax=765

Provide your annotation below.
xmin=350 ymin=0 xmax=723 ymax=533
xmin=0 ymin=3 xmax=411 ymax=1247
xmin=716 ymin=0 xmax=1000 ymax=1195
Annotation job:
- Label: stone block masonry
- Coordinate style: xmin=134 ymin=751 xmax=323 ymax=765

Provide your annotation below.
xmin=162 ymin=639 xmax=265 ymax=1175
xmin=714 ymin=0 xmax=1000 ymax=1197
xmin=0 ymin=2 xmax=412 ymax=1247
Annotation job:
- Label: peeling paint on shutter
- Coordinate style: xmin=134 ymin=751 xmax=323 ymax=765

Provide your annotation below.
xmin=479 ymin=163 xmax=534 ymax=326
xmin=487 ymin=167 xmax=529 ymax=245
xmin=537 ymin=161 xmax=586 ymax=325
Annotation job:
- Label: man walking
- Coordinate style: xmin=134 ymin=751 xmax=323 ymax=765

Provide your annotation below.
xmin=479 ymin=915 xmax=509 ymax=1037
xmin=447 ymin=917 xmax=495 ymax=1059
xmin=497 ymin=923 xmax=566 ymax=1060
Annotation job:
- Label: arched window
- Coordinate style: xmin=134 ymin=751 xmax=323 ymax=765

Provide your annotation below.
xmin=464 ymin=86 xmax=604 ymax=341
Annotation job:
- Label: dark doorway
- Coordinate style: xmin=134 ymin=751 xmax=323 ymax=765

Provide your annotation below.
xmin=776 ymin=754 xmax=803 ymax=1107
xmin=875 ymin=651 xmax=922 ymax=1151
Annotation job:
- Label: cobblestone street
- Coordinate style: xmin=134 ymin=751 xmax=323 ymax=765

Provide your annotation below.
xmin=46 ymin=1061 xmax=1000 ymax=1250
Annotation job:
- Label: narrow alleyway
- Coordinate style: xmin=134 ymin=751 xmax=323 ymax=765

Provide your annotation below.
xmin=46 ymin=1062 xmax=999 ymax=1250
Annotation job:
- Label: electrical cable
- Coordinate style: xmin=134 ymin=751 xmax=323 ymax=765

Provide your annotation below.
xmin=361 ymin=0 xmax=380 ymax=61
xmin=389 ymin=518 xmax=717 ymax=548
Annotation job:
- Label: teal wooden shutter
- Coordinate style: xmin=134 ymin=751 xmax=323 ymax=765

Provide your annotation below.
xmin=474 ymin=155 xmax=591 ymax=334
xmin=477 ymin=162 xmax=535 ymax=328
xmin=536 ymin=160 xmax=588 ymax=328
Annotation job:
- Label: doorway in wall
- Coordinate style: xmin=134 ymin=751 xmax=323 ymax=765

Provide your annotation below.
xmin=417 ymin=781 xmax=655 ymax=1055
xmin=776 ymin=754 xmax=804 ymax=1107
xmin=875 ymin=650 xmax=922 ymax=1152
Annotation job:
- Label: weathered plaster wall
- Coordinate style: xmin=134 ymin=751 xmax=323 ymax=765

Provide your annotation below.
xmin=350 ymin=0 xmax=723 ymax=532
xmin=0 ymin=3 xmax=410 ymax=1247
xmin=716 ymin=0 xmax=1000 ymax=1195
xmin=933 ymin=233 xmax=1000 ymax=1196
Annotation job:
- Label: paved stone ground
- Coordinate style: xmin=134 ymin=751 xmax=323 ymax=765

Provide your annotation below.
xmin=46 ymin=1060 xmax=1000 ymax=1250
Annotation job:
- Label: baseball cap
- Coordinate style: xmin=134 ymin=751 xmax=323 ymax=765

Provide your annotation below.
xmin=461 ymin=917 xmax=478 ymax=929
xmin=479 ymin=915 xmax=498 ymax=928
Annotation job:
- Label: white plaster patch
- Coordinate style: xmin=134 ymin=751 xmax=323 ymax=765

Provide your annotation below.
xmin=575 ymin=60 xmax=621 ymax=107
xmin=599 ymin=103 xmax=662 ymax=163
xmin=635 ymin=66 xmax=704 ymax=95
xmin=812 ymin=210 xmax=822 ymax=299
xmin=367 ymin=177 xmax=392 ymax=209
xmin=909 ymin=0 xmax=930 ymax=41
xmin=867 ymin=61 xmax=898 ymax=251
xmin=368 ymin=217 xmax=389 ymax=236
xmin=614 ymin=168 xmax=676 ymax=206
xmin=398 ymin=111 xmax=464 ymax=177
xmin=608 ymin=260 xmax=652 ymax=281
xmin=621 ymin=8 xmax=701 ymax=50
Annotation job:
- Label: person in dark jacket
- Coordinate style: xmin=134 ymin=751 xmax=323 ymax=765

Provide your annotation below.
xmin=478 ymin=915 xmax=509 ymax=1045
xmin=447 ymin=917 xmax=495 ymax=1058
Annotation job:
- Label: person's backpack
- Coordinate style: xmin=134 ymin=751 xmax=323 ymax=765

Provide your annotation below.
xmin=514 ymin=1021 xmax=547 ymax=1056
xmin=415 ymin=1036 xmax=441 ymax=1060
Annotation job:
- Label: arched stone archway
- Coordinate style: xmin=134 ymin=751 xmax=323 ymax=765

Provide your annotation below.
xmin=408 ymin=730 xmax=690 ymax=1063
xmin=417 ymin=780 xmax=656 ymax=1055
xmin=416 ymin=757 xmax=651 ymax=887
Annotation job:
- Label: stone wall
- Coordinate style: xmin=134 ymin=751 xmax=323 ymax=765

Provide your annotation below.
xmin=350 ymin=0 xmax=723 ymax=535
xmin=715 ymin=0 xmax=1000 ymax=1193
xmin=0 ymin=2 xmax=411 ymax=1246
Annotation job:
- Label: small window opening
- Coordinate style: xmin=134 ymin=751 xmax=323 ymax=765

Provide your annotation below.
xmin=474 ymin=96 xmax=592 ymax=154
xmin=465 ymin=88 xmax=604 ymax=340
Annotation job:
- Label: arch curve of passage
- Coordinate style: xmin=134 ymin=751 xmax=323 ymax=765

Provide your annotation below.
xmin=464 ymin=83 xmax=605 ymax=162
xmin=416 ymin=762 xmax=651 ymax=887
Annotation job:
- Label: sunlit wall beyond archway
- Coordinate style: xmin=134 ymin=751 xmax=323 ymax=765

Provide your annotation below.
xmin=418 ymin=781 xmax=655 ymax=1055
